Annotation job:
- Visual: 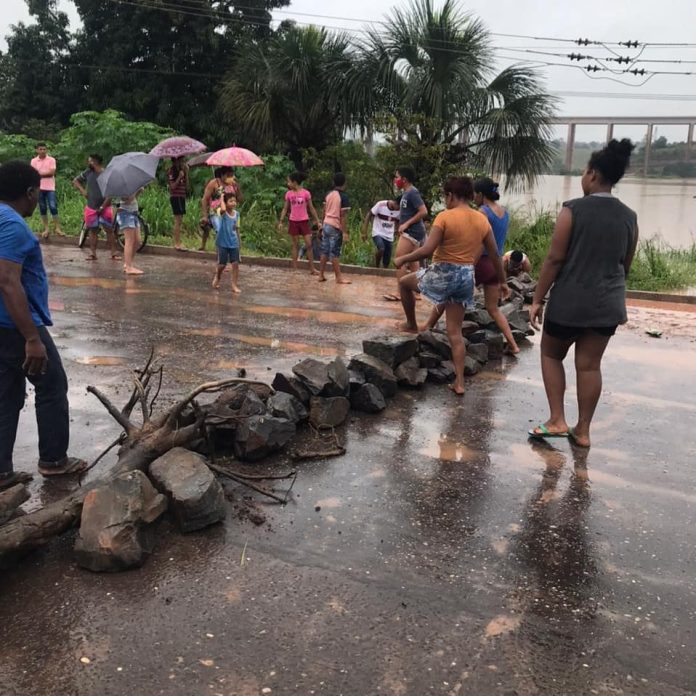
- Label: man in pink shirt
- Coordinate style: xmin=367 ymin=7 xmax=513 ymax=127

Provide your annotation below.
xmin=30 ymin=143 xmax=62 ymax=239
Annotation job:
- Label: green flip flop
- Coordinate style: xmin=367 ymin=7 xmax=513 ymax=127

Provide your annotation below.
xmin=528 ymin=424 xmax=569 ymax=439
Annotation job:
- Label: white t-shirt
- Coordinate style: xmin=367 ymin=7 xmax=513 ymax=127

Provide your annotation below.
xmin=370 ymin=201 xmax=399 ymax=241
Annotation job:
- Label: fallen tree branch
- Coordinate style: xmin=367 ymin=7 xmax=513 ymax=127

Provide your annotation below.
xmin=78 ymin=435 xmax=126 ymax=486
xmin=290 ymin=445 xmax=346 ymax=461
xmin=207 ymin=462 xmax=290 ymax=505
xmin=87 ymin=386 xmax=136 ymax=435
xmin=122 ymin=348 xmax=156 ymax=419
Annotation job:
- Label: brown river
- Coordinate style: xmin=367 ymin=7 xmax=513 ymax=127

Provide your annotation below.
xmin=506 ymin=175 xmax=696 ymax=249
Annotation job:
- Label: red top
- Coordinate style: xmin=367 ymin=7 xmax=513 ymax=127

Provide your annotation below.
xmin=167 ymin=166 xmax=187 ymax=197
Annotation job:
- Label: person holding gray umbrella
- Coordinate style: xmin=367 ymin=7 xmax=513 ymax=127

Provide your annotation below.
xmin=97 ymin=152 xmax=159 ymax=275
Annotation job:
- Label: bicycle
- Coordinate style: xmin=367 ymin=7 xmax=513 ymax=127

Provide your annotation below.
xmin=78 ymin=205 xmax=149 ymax=252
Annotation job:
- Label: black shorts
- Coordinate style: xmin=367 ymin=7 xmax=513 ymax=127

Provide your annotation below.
xmin=170 ymin=196 xmax=186 ymax=216
xmin=544 ymin=318 xmax=617 ymax=341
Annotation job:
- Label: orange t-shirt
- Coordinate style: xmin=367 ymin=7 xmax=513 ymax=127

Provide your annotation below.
xmin=432 ymin=206 xmax=492 ymax=265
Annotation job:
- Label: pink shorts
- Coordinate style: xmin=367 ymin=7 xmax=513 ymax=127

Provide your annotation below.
xmin=84 ymin=206 xmax=114 ymax=229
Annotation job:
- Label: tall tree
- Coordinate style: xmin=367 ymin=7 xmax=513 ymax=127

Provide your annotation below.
xmin=220 ymin=24 xmax=355 ymax=169
xmin=344 ymin=0 xmax=557 ymax=193
xmin=0 ymin=0 xmax=76 ymax=136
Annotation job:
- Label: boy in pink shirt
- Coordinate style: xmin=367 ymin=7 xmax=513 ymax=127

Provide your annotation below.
xmin=318 ymin=173 xmax=351 ymax=284
xmin=30 ymin=143 xmax=63 ymax=239
xmin=278 ymin=171 xmax=321 ymax=274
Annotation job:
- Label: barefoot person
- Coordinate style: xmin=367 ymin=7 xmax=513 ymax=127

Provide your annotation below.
xmin=117 ymin=189 xmax=144 ymax=275
xmin=72 ymin=154 xmax=120 ymax=261
xmin=395 ymin=176 xmax=505 ymax=395
xmin=168 ymin=156 xmax=188 ymax=250
xmin=529 ymin=139 xmax=639 ymax=447
xmin=200 ymin=167 xmax=243 ymax=251
xmin=212 ymin=193 xmax=241 ymax=293
xmin=278 ymin=171 xmax=320 ymax=274
xmin=503 ymin=249 xmax=531 ymax=278
xmin=362 ymin=198 xmax=400 ymax=268
xmin=384 ymin=167 xmax=427 ymax=301
xmin=0 ymin=161 xmax=87 ymax=490
xmin=318 ymin=173 xmax=351 ymax=284
xmin=30 ymin=143 xmax=63 ymax=239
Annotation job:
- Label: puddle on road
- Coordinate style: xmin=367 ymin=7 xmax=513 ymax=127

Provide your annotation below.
xmin=73 ymin=356 xmax=128 ymax=366
xmin=419 ymin=438 xmax=479 ymax=463
xmin=245 ymin=304 xmax=394 ymax=326
xmin=51 ymin=276 xmax=124 ymax=290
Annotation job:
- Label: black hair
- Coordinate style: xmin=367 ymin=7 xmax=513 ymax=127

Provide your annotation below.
xmin=510 ymin=250 xmax=523 ymax=264
xmin=474 ymin=177 xmax=500 ymax=201
xmin=89 ymin=153 xmax=103 ymax=165
xmin=223 ymin=192 xmax=237 ymax=203
xmin=333 ymin=172 xmax=346 ymax=187
xmin=0 ymin=160 xmax=41 ymax=201
xmin=443 ymin=176 xmax=474 ymax=201
xmin=397 ymin=166 xmax=416 ymax=183
xmin=36 ymin=142 xmax=47 ymax=149
xmin=288 ymin=171 xmax=305 ymax=184
xmin=587 ymin=138 xmax=635 ymax=185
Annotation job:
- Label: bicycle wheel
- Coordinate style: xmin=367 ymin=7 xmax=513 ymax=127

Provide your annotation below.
xmin=78 ymin=222 xmax=89 ymax=249
xmin=137 ymin=217 xmax=149 ymax=252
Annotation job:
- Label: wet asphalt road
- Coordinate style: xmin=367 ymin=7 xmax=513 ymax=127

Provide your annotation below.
xmin=1 ymin=246 xmax=695 ymax=696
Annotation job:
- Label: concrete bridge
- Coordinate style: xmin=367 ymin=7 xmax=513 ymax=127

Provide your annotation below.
xmin=550 ymin=116 xmax=696 ymax=175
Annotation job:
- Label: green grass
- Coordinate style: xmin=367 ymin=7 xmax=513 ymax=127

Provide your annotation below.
xmin=31 ymin=185 xmax=696 ymax=293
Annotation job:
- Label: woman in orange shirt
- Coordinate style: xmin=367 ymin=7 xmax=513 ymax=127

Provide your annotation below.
xmin=395 ymin=176 xmax=507 ymax=395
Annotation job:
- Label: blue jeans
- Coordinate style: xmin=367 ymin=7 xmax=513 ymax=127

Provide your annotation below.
xmin=0 ymin=326 xmax=70 ymax=473
xmin=372 ymin=235 xmax=393 ymax=267
xmin=320 ymin=224 xmax=343 ymax=260
xmin=116 ymin=210 xmax=140 ymax=229
xmin=38 ymin=190 xmax=58 ymax=217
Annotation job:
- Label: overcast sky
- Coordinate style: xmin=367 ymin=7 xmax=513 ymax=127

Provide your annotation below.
xmin=3 ymin=0 xmax=695 ymax=141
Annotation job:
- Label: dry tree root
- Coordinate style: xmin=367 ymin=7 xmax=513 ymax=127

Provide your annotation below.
xmin=0 ymin=352 xmax=271 ymax=568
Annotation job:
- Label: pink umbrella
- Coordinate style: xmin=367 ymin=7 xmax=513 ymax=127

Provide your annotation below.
xmin=206 ymin=146 xmax=264 ymax=167
xmin=150 ymin=136 xmax=207 ymax=158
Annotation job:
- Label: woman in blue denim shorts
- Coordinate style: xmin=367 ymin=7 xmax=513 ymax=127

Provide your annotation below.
xmin=117 ymin=189 xmax=144 ymax=275
xmin=395 ymin=176 xmax=507 ymax=395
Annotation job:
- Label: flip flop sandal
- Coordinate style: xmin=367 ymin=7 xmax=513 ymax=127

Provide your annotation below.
xmin=0 ymin=471 xmax=34 ymax=491
xmin=568 ymin=427 xmax=591 ymax=448
xmin=528 ymin=424 xmax=569 ymax=439
xmin=382 ymin=294 xmax=400 ymax=302
xmin=39 ymin=457 xmax=89 ymax=477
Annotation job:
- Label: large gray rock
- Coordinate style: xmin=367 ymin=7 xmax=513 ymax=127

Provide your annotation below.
xmin=348 ymin=369 xmax=366 ymax=395
xmin=149 ymin=448 xmax=225 ymax=533
xmin=267 ymin=391 xmax=308 ymax=423
xmin=460 ymin=320 xmax=480 ymax=336
xmin=292 ymin=357 xmax=349 ymax=397
xmin=418 ymin=330 xmax=452 ymax=360
xmin=75 ymin=471 xmax=167 ymax=572
xmin=428 ymin=361 xmax=455 ymax=384
xmin=350 ymin=384 xmax=387 ymax=413
xmin=468 ymin=330 xmax=486 ymax=345
xmin=272 ymin=372 xmax=311 ymax=405
xmin=234 ymin=415 xmax=296 ymax=461
xmin=348 ymin=354 xmax=398 ymax=398
xmin=395 ymin=357 xmax=428 ymax=388
xmin=362 ymin=335 xmax=418 ymax=369
xmin=309 ymin=396 xmax=351 ymax=429
xmin=485 ymin=331 xmax=505 ymax=359
xmin=467 ymin=342 xmax=489 ymax=365
xmin=418 ymin=350 xmax=442 ymax=369
xmin=464 ymin=356 xmax=481 ymax=376
xmin=237 ymin=390 xmax=267 ymax=417
xmin=501 ymin=303 xmax=533 ymax=335
xmin=465 ymin=308 xmax=494 ymax=327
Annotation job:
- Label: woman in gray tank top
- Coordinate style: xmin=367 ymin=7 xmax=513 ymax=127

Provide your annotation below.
xmin=528 ymin=139 xmax=639 ymax=448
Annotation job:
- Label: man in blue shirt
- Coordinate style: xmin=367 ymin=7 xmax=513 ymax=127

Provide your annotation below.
xmin=0 ymin=161 xmax=86 ymax=491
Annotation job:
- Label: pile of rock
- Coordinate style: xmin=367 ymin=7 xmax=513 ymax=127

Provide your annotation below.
xmin=71 ymin=298 xmax=535 ymax=573
xmin=507 ymin=272 xmax=539 ymax=305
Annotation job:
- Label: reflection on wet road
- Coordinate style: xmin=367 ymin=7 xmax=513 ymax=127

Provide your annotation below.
xmin=1 ymin=246 xmax=695 ymax=695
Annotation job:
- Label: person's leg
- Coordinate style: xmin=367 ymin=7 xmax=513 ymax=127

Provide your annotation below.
xmin=123 ymin=227 xmax=143 ymax=274
xmin=105 ymin=224 xmax=120 ymax=260
xmin=392 ymin=236 xmax=416 ymax=299
xmin=303 ymin=233 xmax=318 ymax=274
xmin=445 ymin=302 xmax=466 ymax=395
xmin=290 ymin=234 xmax=300 ymax=269
xmin=484 ymin=284 xmax=519 ymax=353
xmin=88 ymin=228 xmax=98 ymax=260
xmin=331 ymin=231 xmax=351 ymax=284
xmin=199 ymin=224 xmax=210 ymax=251
xmin=0 ymin=329 xmax=28 ymax=478
xmin=48 ymin=192 xmax=62 ymax=235
xmin=231 ymin=261 xmax=241 ymax=293
xmin=39 ymin=192 xmax=50 ymax=238
xmin=173 ymin=214 xmax=182 ymax=249
xmin=538 ymin=330 xmax=574 ymax=435
xmin=26 ymin=328 xmax=70 ymax=466
xmin=398 ymin=272 xmax=420 ymax=332
xmin=572 ymin=331 xmax=612 ymax=447
xmin=420 ymin=304 xmax=445 ymax=332
xmin=382 ymin=239 xmax=393 ymax=268
xmin=373 ymin=236 xmax=384 ymax=268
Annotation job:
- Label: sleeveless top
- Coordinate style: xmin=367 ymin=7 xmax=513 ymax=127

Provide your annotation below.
xmin=480 ymin=205 xmax=509 ymax=256
xmin=545 ymin=194 xmax=637 ymax=327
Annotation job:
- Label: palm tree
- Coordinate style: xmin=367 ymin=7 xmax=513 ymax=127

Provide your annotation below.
xmin=220 ymin=25 xmax=354 ymax=169
xmin=343 ymin=0 xmax=557 ymax=188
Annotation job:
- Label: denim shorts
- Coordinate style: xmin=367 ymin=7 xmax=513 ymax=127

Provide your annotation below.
xmin=320 ymin=224 xmax=343 ymax=260
xmin=38 ymin=190 xmax=58 ymax=217
xmin=217 ymin=246 xmax=240 ymax=265
xmin=116 ymin=210 xmax=140 ymax=229
xmin=372 ymin=235 xmax=393 ymax=266
xmin=417 ymin=262 xmax=475 ymax=307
